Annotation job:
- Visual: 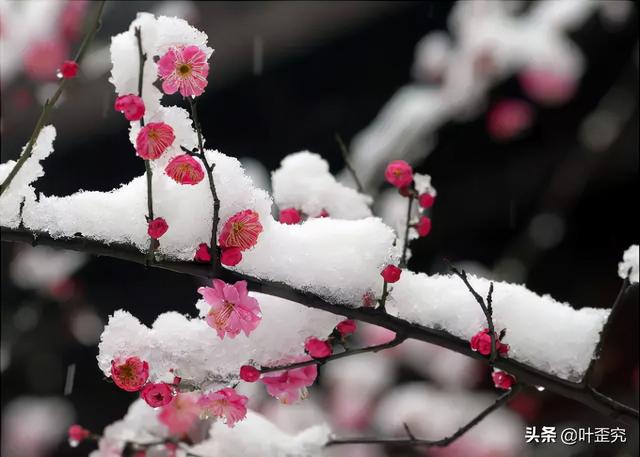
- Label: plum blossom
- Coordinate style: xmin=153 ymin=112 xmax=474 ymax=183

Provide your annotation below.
xmin=24 ymin=40 xmax=68 ymax=81
xmin=418 ymin=193 xmax=435 ymax=208
xmin=198 ymin=279 xmax=262 ymax=339
xmin=198 ymin=387 xmax=248 ymax=427
xmin=381 ymin=265 xmax=401 ymax=283
xmin=147 ymin=217 xmax=169 ymax=239
xmin=114 ymin=94 xmax=145 ymax=121
xmin=164 ymin=154 xmax=205 ymax=185
xmin=416 ymin=216 xmax=432 ymax=237
xmin=492 ymin=370 xmax=516 ymax=390
xmin=336 ymin=319 xmax=357 ymax=336
xmin=158 ymin=392 xmax=201 ymax=435
xmin=519 ymin=67 xmax=577 ymax=106
xmin=194 ymin=243 xmax=211 ymax=262
xmin=141 ymin=382 xmax=174 ymax=407
xmin=136 ymin=122 xmax=175 ymax=160
xmin=486 ymin=99 xmax=534 ymax=141
xmin=220 ymin=247 xmax=242 ymax=266
xmin=68 ymin=424 xmax=90 ymax=446
xmin=59 ymin=60 xmax=79 ymax=79
xmin=110 ymin=356 xmax=149 ymax=392
xmin=470 ymin=329 xmax=510 ymax=357
xmin=260 ymin=361 xmax=318 ymax=404
xmin=384 ymin=160 xmax=413 ymax=188
xmin=158 ymin=45 xmax=210 ymax=97
xmin=218 ymin=209 xmax=262 ymax=251
xmin=305 ymin=337 xmax=333 ymax=358
xmin=279 ymin=207 xmax=302 ymax=225
xmin=239 ymin=365 xmax=261 ymax=382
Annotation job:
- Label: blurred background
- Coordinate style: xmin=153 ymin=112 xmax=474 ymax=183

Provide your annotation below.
xmin=0 ymin=1 xmax=638 ymax=456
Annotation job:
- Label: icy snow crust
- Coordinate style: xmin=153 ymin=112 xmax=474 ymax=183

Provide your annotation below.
xmin=89 ymin=399 xmax=328 ymax=457
xmin=0 ymin=13 xmax=611 ymax=383
xmin=618 ymin=245 xmax=639 ymax=284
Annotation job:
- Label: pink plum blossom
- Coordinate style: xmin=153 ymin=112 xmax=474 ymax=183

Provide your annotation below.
xmin=59 ymin=60 xmax=78 ymax=79
xmin=336 ymin=319 xmax=357 ymax=336
xmin=492 ymin=370 xmax=516 ymax=390
xmin=198 ymin=279 xmax=262 ymax=339
xmin=470 ymin=329 xmax=509 ymax=357
xmin=136 ymin=122 xmax=175 ymax=160
xmin=218 ymin=210 xmax=262 ymax=251
xmin=384 ymin=160 xmax=413 ymax=188
xmin=279 ymin=207 xmax=302 ymax=224
xmin=164 ymin=154 xmax=205 ymax=185
xmin=416 ymin=215 xmax=432 ymax=237
xmin=486 ymin=99 xmax=534 ymax=141
xmin=194 ymin=243 xmax=211 ymax=262
xmin=519 ymin=67 xmax=577 ymax=106
xmin=68 ymin=425 xmax=90 ymax=445
xmin=305 ymin=337 xmax=333 ymax=358
xmin=418 ymin=193 xmax=436 ymax=208
xmin=140 ymin=382 xmax=174 ymax=407
xmin=147 ymin=217 xmax=169 ymax=239
xmin=158 ymin=45 xmax=209 ymax=97
xmin=381 ymin=265 xmax=401 ymax=283
xmin=198 ymin=387 xmax=248 ymax=427
xmin=220 ymin=247 xmax=242 ymax=266
xmin=114 ymin=94 xmax=145 ymax=121
xmin=24 ymin=40 xmax=68 ymax=81
xmin=240 ymin=365 xmax=261 ymax=382
xmin=110 ymin=356 xmax=149 ymax=392
xmin=260 ymin=360 xmax=318 ymax=404
xmin=158 ymin=392 xmax=201 ymax=436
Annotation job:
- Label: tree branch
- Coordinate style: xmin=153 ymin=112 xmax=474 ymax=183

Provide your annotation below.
xmin=259 ymin=334 xmax=407 ymax=373
xmin=326 ymin=385 xmax=522 ymax=447
xmin=399 ymin=195 xmax=414 ymax=268
xmin=335 ymin=133 xmax=364 ymax=194
xmin=1 ymin=226 xmax=637 ymax=424
xmin=0 ymin=0 xmax=107 ymax=196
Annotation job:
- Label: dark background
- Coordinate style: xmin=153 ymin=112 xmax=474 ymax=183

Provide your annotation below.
xmin=1 ymin=1 xmax=638 ymax=456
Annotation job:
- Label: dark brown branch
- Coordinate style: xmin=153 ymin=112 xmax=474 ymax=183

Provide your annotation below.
xmin=335 ymin=133 xmax=364 ymax=193
xmin=584 ymin=273 xmax=633 ymax=383
xmin=187 ymin=97 xmax=220 ymax=271
xmin=260 ymin=334 xmax=407 ymax=373
xmin=0 ymin=0 xmax=107 ymax=196
xmin=326 ymin=385 xmax=521 ymax=447
xmin=1 ymin=226 xmax=637 ymax=424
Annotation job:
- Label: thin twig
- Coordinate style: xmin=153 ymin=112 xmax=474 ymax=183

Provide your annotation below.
xmin=1 ymin=226 xmax=638 ymax=424
xmin=134 ymin=26 xmax=156 ymax=260
xmin=0 ymin=0 xmax=107 ymax=196
xmin=260 ymin=334 xmax=406 ymax=373
xmin=326 ymin=385 xmax=521 ymax=447
xmin=449 ymin=264 xmax=498 ymax=364
xmin=187 ymin=97 xmax=220 ymax=272
xmin=399 ymin=195 xmax=414 ymax=268
xmin=335 ymin=133 xmax=364 ymax=193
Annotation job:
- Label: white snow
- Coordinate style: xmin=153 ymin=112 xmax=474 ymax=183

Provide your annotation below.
xmin=618 ymin=245 xmax=639 ymax=284
xmin=90 ymin=399 xmax=329 ymax=457
xmin=0 ymin=126 xmax=56 ymax=228
xmin=272 ymin=151 xmax=372 ymax=219
xmin=97 ymin=292 xmax=342 ymax=388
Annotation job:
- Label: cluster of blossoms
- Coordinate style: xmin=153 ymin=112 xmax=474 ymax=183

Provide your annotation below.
xmin=278 ymin=207 xmax=329 ymax=225
xmin=236 ymin=319 xmax=357 ymax=404
xmin=384 ymin=160 xmax=435 ymax=238
xmin=109 ymin=356 xmax=249 ymax=429
xmin=469 ymin=328 xmax=517 ymax=390
xmin=112 ymin=40 xmax=212 ymax=246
